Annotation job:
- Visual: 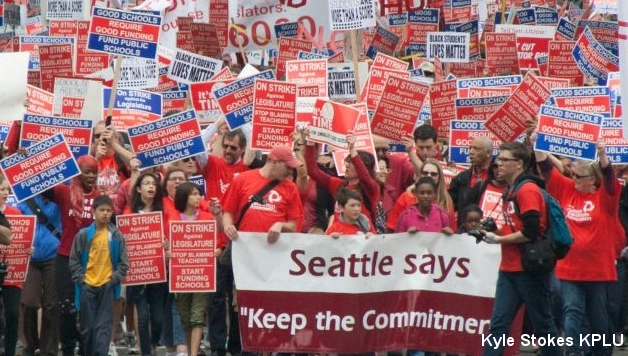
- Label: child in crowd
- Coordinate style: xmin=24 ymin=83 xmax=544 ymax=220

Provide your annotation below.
xmin=395 ymin=176 xmax=454 ymax=236
xmin=325 ymin=188 xmax=375 ymax=238
xmin=69 ymin=195 xmax=129 ymax=356
xmin=458 ymin=204 xmax=484 ymax=234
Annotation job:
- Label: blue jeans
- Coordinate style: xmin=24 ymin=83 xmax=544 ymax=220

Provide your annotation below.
xmin=128 ymin=283 xmax=167 ymax=356
xmin=79 ymin=282 xmax=115 ymax=356
xmin=561 ymin=280 xmax=611 ymax=356
xmin=483 ymin=271 xmax=561 ymax=356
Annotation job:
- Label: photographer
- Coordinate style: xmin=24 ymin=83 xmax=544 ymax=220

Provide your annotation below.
xmin=480 ymin=142 xmax=561 ymax=356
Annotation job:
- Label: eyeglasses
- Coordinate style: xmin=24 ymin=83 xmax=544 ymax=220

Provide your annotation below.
xmin=182 ymin=157 xmax=196 ymax=163
xmin=574 ymin=173 xmax=594 ymax=179
xmin=222 ymin=144 xmax=240 ymax=151
xmin=496 ymin=157 xmax=519 ymax=163
xmin=421 ymin=171 xmax=439 ymax=177
xmin=168 ymin=177 xmax=186 ymax=182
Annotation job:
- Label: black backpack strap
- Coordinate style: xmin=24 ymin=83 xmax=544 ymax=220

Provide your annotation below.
xmin=25 ymin=198 xmax=61 ymax=239
xmin=234 ymin=180 xmax=281 ymax=228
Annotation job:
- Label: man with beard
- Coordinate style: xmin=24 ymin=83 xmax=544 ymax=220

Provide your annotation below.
xmin=449 ymin=136 xmax=494 ymax=223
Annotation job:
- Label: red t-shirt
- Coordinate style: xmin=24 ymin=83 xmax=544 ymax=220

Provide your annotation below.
xmin=221 ymin=169 xmax=303 ymax=233
xmin=203 ymin=155 xmax=249 ymax=199
xmin=54 ymin=185 xmax=102 ymax=257
xmin=499 ymin=181 xmax=547 ymax=272
xmin=97 ymin=155 xmax=124 ymax=204
xmin=546 ymin=167 xmax=619 ymax=281
xmin=325 ymin=218 xmax=375 ymax=235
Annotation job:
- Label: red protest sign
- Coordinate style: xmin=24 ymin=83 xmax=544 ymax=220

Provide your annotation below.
xmin=191 ymin=23 xmax=221 ymax=58
xmin=466 ymin=87 xmax=512 ymax=98
xmin=75 ymin=20 xmax=110 ymax=76
xmin=251 ymin=79 xmax=297 ymax=151
xmin=548 ymin=40 xmax=584 ymax=86
xmin=429 ymin=79 xmax=457 ymax=138
xmin=3 ymin=215 xmax=35 ymax=286
xmin=485 ymin=73 xmax=551 ymax=142
xmin=285 ymin=59 xmax=328 ymax=97
xmin=39 ymin=43 xmax=74 ymax=93
xmin=169 ymin=220 xmax=216 ymax=293
xmin=60 ymin=96 xmax=85 ymax=118
xmin=276 ymin=37 xmax=312 ymax=80
xmin=26 ymin=85 xmax=54 ymax=116
xmin=485 ymin=33 xmax=519 ymax=76
xmin=332 ymin=103 xmax=377 ymax=176
xmin=309 ymin=99 xmax=361 ymax=150
xmin=371 ymin=76 xmax=429 ymax=141
xmin=117 ymin=212 xmax=167 ymax=286
xmin=448 ymin=60 xmax=477 ymax=78
xmin=536 ymin=76 xmax=570 ymax=90
xmin=363 ymin=67 xmax=409 ymax=112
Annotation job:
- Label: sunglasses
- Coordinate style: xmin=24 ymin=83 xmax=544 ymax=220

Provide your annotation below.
xmin=182 ymin=157 xmax=196 ymax=163
xmin=223 ymin=144 xmax=240 ymax=151
xmin=421 ymin=171 xmax=439 ymax=177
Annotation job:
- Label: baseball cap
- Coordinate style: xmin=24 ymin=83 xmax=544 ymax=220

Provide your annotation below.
xmin=269 ymin=145 xmax=302 ymax=168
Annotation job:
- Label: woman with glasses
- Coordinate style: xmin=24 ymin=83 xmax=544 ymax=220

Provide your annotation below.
xmin=169 ymin=156 xmax=199 ymax=178
xmin=386 ymin=158 xmax=454 ymax=232
xmin=535 ymin=140 xmax=621 ymax=356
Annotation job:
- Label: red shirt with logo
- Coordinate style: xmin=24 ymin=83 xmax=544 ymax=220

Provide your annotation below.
xmin=221 ymin=169 xmax=302 ymax=233
xmin=203 ymin=155 xmax=249 ymax=200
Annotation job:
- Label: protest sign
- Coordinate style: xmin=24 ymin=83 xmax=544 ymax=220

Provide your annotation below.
xmin=38 ymin=43 xmax=73 ymax=92
xmin=190 ymin=23 xmax=221 ymax=58
xmin=575 ymin=20 xmax=618 ymax=55
xmin=535 ymin=105 xmax=603 ymax=160
xmin=455 ymin=96 xmax=508 ymax=121
xmin=275 ymin=22 xmax=300 ymax=38
xmin=209 ymin=0 xmax=229 ymax=48
xmin=285 ymin=59 xmax=328 ymax=97
xmin=53 ymin=77 xmax=102 ymax=118
xmin=309 ymin=99 xmax=360 ymax=150
xmin=102 ymin=88 xmax=162 ymax=130
xmin=448 ymin=120 xmax=499 ymax=164
xmin=189 ymin=79 xmax=234 ymax=124
xmin=495 ymin=24 xmax=555 ymax=70
xmin=70 ymin=20 xmax=111 ymax=76
xmin=555 ymin=17 xmax=576 ymax=41
xmin=547 ymin=40 xmax=583 ymax=86
xmin=232 ymin=232 xmax=515 ymax=354
xmin=0 ymin=52 xmax=29 ymax=120
xmin=46 ymin=0 xmax=88 ymax=20
xmin=127 ymin=110 xmax=205 ymax=169
xmin=162 ymin=91 xmax=187 ymax=114
xmin=602 ymin=118 xmax=628 ymax=164
xmin=212 ymin=70 xmax=275 ymax=130
xmin=148 ymin=66 xmax=179 ymax=92
xmin=429 ymin=79 xmax=457 ymax=139
xmin=572 ymin=26 xmax=619 ymax=86
xmin=443 ymin=0 xmax=472 ymax=23
xmin=251 ymin=79 xmax=297 ymax=150
xmin=169 ymin=220 xmax=216 ymax=293
xmin=426 ymin=32 xmax=469 ymax=63
xmin=485 ymin=73 xmax=551 ymax=142
xmin=448 ymin=61 xmax=477 ymax=78
xmin=551 ymin=86 xmax=612 ymax=117
xmin=167 ymin=48 xmax=223 ymax=84
xmin=366 ymin=25 xmax=399 ymax=59
xmin=88 ymin=7 xmax=161 ymax=59
xmin=20 ymin=114 xmax=93 ymax=158
xmin=328 ymin=0 xmax=376 ymax=31
xmin=117 ymin=212 xmax=167 ymax=285
xmin=0 ymin=133 xmax=80 ymax=202
xmin=364 ymin=67 xmax=409 ymax=113
xmin=328 ymin=64 xmax=357 ymax=102
xmin=226 ymin=0 xmax=330 ymax=52
xmin=444 ymin=20 xmax=478 ymax=59
xmin=118 ymin=57 xmax=159 ymax=89
xmin=456 ymin=75 xmax=521 ymax=98
xmin=276 ymin=37 xmax=312 ymax=80
xmin=3 ymin=215 xmax=35 ymax=285
xmin=406 ymin=8 xmax=440 ymax=47
xmin=484 ymin=32 xmax=519 ymax=75
xmin=19 ymin=36 xmax=75 ymax=70
xmin=26 ymin=85 xmax=54 ymax=116
xmin=535 ymin=76 xmax=570 ymax=90
xmin=371 ymin=76 xmax=429 ymax=141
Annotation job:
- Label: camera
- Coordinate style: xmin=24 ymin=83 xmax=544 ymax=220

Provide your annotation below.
xmin=468 ymin=217 xmax=498 ymax=243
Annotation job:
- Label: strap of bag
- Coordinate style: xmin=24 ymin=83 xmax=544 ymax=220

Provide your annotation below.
xmin=25 ymin=198 xmax=61 ymax=239
xmin=234 ymin=180 xmax=281 ymax=228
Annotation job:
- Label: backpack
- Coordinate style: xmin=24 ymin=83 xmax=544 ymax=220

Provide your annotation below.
xmin=511 ymin=179 xmax=573 ymax=259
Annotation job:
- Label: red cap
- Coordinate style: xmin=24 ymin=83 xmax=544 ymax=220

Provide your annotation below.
xmin=269 ymin=145 xmax=302 ymax=169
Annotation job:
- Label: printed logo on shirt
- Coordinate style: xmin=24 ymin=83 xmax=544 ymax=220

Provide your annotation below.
xmin=565 ymin=201 xmax=594 ymax=222
xmin=97 ymin=166 xmax=121 ymax=197
xmin=250 ymin=189 xmax=283 ymax=212
xmin=68 ymin=198 xmax=94 ymax=219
